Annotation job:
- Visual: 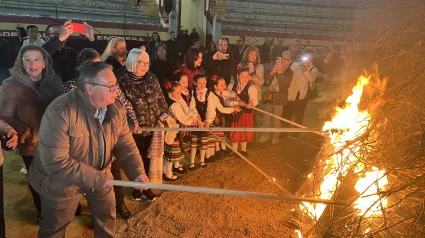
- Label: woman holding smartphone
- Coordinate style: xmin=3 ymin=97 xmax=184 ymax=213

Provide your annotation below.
xmin=258 ymin=51 xmax=294 ymax=145
xmin=240 ymin=45 xmax=264 ymax=101
xmin=283 ymin=48 xmax=318 ymax=138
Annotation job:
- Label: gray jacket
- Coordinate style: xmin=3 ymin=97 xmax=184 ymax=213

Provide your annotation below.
xmin=27 ymin=89 xmax=145 ymax=200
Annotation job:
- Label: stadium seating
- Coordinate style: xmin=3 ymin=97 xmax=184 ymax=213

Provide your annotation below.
xmin=0 ymin=0 xmax=161 ymax=26
xmin=210 ymin=0 xmax=378 ymax=37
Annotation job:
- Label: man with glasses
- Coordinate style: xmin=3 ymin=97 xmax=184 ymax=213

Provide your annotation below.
xmin=27 ymin=62 xmax=149 ymax=237
xmin=23 ymin=25 xmax=45 ymax=47
xmin=42 ymin=20 xmax=96 ymax=83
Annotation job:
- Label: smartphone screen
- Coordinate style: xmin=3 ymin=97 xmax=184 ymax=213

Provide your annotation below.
xmin=276 ymin=57 xmax=282 ymax=65
xmin=69 ymin=22 xmax=85 ymax=34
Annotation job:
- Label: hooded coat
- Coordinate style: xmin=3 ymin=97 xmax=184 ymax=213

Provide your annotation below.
xmin=0 ymin=47 xmax=63 ymax=156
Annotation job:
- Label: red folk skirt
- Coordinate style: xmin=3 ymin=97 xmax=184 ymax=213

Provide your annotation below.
xmin=229 ymin=112 xmax=254 ymax=143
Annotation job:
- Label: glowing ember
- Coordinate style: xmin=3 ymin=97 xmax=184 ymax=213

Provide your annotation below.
xmin=294 ymin=229 xmax=303 ymax=238
xmin=354 ymin=167 xmax=388 ymax=217
xmin=300 ymin=76 xmax=377 ymax=219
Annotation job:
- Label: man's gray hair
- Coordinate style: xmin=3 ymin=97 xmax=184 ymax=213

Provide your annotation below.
xmin=76 ymin=62 xmax=112 ymax=89
xmin=292 ymin=38 xmax=301 ymax=44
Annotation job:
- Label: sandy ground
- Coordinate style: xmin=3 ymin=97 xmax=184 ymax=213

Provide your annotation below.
xmin=2 ymin=93 xmax=325 ymax=238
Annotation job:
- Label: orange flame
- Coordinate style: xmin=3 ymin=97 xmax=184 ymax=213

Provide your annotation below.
xmin=354 ymin=167 xmax=388 ymax=217
xmin=300 ymin=76 xmax=387 ymax=222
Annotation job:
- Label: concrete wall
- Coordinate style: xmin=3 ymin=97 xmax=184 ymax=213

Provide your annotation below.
xmin=181 ymin=0 xmax=207 ymax=45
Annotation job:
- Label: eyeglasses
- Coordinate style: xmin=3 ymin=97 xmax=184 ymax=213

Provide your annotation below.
xmin=89 ymin=83 xmax=119 ymax=92
xmin=137 ymin=60 xmax=151 ymax=67
xmin=22 ymin=57 xmax=44 ymax=63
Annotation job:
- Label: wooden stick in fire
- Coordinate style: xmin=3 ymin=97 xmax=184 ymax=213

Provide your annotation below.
xmin=251 ymin=107 xmax=325 ymax=137
xmin=109 ymin=180 xmax=348 ymax=205
xmin=137 ymin=127 xmax=320 ymax=133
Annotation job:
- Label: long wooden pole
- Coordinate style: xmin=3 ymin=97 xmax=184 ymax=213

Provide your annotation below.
xmin=251 ymin=107 xmax=325 ymax=137
xmin=210 ymin=132 xmax=293 ymax=195
xmin=137 ymin=127 xmax=321 ymax=133
xmin=109 ymin=180 xmax=348 ymax=205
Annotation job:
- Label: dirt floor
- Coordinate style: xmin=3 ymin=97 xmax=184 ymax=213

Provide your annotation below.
xmin=2 ymin=94 xmax=326 ymax=238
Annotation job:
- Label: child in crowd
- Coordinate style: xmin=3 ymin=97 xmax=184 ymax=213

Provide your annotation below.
xmin=189 ymin=74 xmax=215 ymax=169
xmin=173 ymin=69 xmax=199 ymax=152
xmin=227 ymin=66 xmax=259 ymax=157
xmin=163 ymin=81 xmax=203 ymax=180
xmin=173 ymin=70 xmax=194 ymax=152
xmin=205 ymin=75 xmax=241 ymax=158
xmin=174 ymin=70 xmax=192 ymax=108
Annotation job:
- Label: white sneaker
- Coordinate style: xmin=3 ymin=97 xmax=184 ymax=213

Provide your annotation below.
xmin=271 ymin=138 xmax=280 ymax=145
xmin=258 ymin=136 xmax=269 ymax=144
xmin=20 ymin=165 xmax=27 ymax=174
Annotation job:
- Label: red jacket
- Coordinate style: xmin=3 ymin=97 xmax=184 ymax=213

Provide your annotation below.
xmin=181 ymin=64 xmax=203 ymax=91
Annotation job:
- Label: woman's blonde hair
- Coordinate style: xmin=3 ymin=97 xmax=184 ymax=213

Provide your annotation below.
xmin=241 ymin=45 xmax=261 ymax=65
xmin=101 ymin=37 xmax=125 ymax=62
xmin=126 ymin=48 xmax=146 ymax=73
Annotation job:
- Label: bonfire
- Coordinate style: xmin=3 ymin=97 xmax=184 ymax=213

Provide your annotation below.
xmin=294 ymin=9 xmax=425 ymax=233
xmin=295 ymin=74 xmax=389 ymax=236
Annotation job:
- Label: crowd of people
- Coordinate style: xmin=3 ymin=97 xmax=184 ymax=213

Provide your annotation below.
xmin=0 ymin=20 xmax=368 ymax=237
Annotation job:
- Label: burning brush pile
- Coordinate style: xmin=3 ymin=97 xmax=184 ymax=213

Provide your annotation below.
xmin=293 ymin=10 xmax=425 ymax=238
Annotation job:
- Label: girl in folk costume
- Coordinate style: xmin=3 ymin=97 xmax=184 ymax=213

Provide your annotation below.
xmin=174 ymin=70 xmax=192 ymax=108
xmin=163 ymin=81 xmax=203 ymax=180
xmin=227 ymin=65 xmax=259 ymax=157
xmin=205 ymin=75 xmax=241 ymax=158
xmin=189 ymin=74 xmax=214 ymax=169
xmin=173 ymin=70 xmax=196 ymax=152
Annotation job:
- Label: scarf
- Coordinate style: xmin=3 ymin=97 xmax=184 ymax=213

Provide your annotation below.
xmin=129 ymin=72 xmax=143 ymax=81
xmin=196 ymin=88 xmax=208 ymax=101
xmin=236 ymin=83 xmax=246 ymax=94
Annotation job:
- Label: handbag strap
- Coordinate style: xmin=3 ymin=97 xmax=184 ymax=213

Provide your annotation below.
xmin=268 ymin=74 xmax=281 ymax=92
xmin=308 ymin=66 xmax=318 ymax=88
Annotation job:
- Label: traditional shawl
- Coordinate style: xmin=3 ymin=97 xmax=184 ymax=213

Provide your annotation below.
xmin=147 ymin=114 xmax=177 ymax=183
